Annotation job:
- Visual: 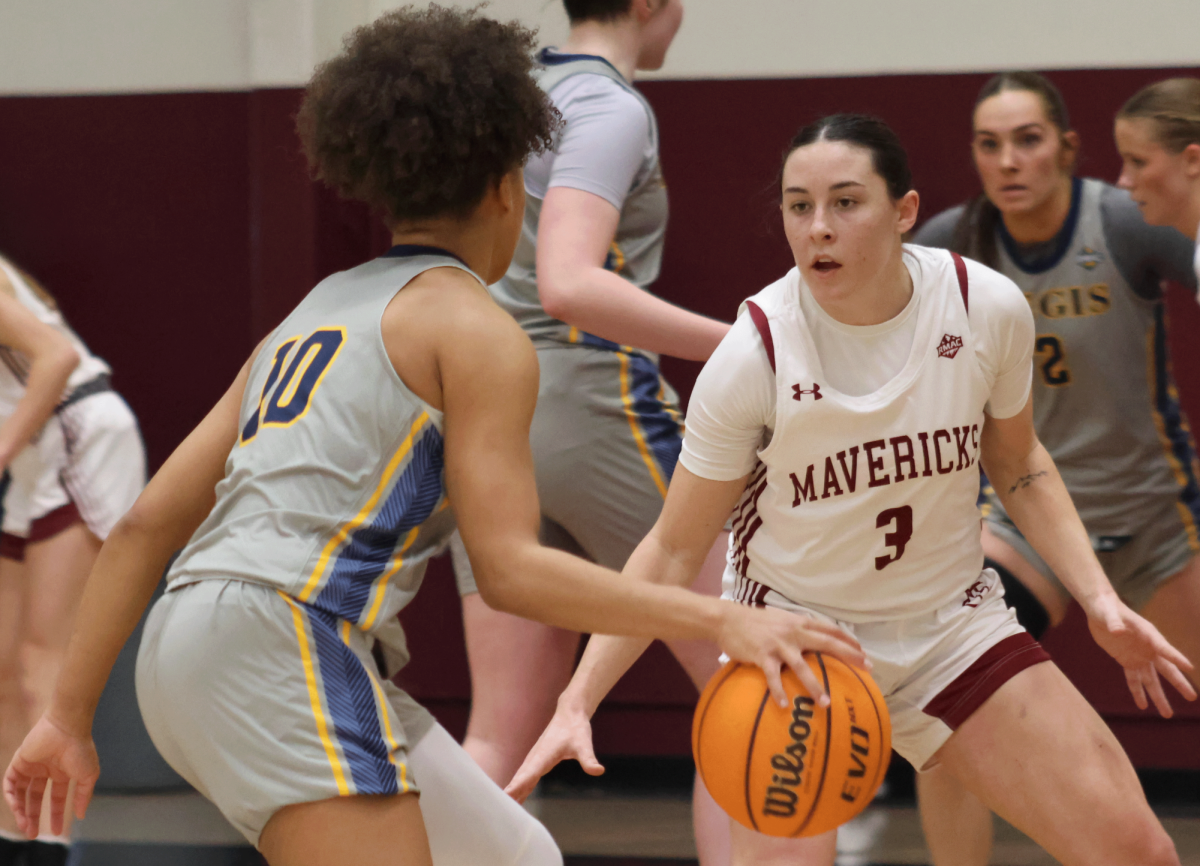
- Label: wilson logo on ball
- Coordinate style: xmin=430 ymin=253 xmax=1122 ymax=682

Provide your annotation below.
xmin=763 ymin=695 xmax=816 ymax=818
xmin=693 ymin=654 xmax=892 ymax=838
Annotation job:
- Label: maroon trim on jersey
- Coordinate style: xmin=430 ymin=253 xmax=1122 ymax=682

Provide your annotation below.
xmin=731 ymin=463 xmax=769 ymax=580
xmin=28 ymin=501 xmax=82 ymax=543
xmin=0 ymin=532 xmax=25 ymax=562
xmin=745 ymin=301 xmax=776 ymax=373
xmin=951 ymin=252 xmax=969 ymax=313
xmin=923 ymin=632 xmax=1050 ymax=729
xmin=733 ymin=574 xmax=771 ymax=608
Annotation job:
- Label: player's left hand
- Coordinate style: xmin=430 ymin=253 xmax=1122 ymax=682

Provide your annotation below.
xmin=1086 ymin=593 xmax=1196 ymax=717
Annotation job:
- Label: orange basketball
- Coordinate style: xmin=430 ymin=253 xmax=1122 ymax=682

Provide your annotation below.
xmin=692 ymin=654 xmax=891 ymax=838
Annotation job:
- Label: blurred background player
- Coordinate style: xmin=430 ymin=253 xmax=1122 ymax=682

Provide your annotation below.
xmin=913 ymin=71 xmax=1200 ymax=866
xmin=0 ymin=257 xmax=144 ymax=866
xmin=2 ymin=10 xmax=864 ymax=866
xmin=507 ymin=113 xmax=1196 ymax=866
xmin=446 ymin=0 xmax=735 ymax=859
xmin=1115 ymin=78 xmax=1200 ymax=289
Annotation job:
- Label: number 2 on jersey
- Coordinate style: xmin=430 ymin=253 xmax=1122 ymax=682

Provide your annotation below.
xmin=875 ymin=505 xmax=912 ymax=571
xmin=240 ymin=327 xmax=346 ymax=444
xmin=1035 ymin=334 xmax=1072 ymax=387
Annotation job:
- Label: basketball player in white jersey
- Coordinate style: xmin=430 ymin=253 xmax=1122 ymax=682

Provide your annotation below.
xmin=913 ymin=71 xmax=1200 ymax=866
xmin=2 ymin=11 xmax=864 ymax=866
xmin=1115 ymin=79 xmax=1200 ymax=290
xmin=447 ymin=0 xmax=734 ymax=857
xmin=508 ymin=114 xmax=1194 ymax=866
xmin=0 ymin=259 xmax=144 ymax=866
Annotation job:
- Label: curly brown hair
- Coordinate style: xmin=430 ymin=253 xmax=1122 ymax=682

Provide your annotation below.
xmin=297 ymin=5 xmax=560 ymax=224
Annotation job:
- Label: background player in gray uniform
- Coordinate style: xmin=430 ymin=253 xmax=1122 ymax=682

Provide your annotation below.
xmin=2 ymin=10 xmax=864 ymax=866
xmin=1115 ymin=78 xmax=1200 ymax=292
xmin=913 ymin=71 xmax=1200 ymax=866
xmin=450 ymin=1 xmax=737 ymax=860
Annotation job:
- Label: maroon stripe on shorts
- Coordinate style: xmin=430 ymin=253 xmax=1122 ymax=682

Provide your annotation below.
xmin=28 ymin=501 xmax=82 ymax=543
xmin=0 ymin=532 xmax=26 ymax=562
xmin=923 ymin=632 xmax=1051 ymax=730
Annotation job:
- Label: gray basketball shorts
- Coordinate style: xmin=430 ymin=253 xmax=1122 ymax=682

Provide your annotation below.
xmin=136 ymin=579 xmax=433 ymax=846
xmin=982 ymin=488 xmax=1198 ymax=611
xmin=454 ymin=344 xmax=684 ymax=595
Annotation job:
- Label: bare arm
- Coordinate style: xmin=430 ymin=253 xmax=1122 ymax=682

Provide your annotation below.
xmin=980 ymin=397 xmax=1195 ymax=713
xmin=0 ymin=281 xmax=79 ymax=467
xmin=537 ymin=187 xmax=728 ymax=361
xmin=504 ymin=462 xmax=869 ymax=801
xmin=441 ymin=296 xmax=727 ymax=640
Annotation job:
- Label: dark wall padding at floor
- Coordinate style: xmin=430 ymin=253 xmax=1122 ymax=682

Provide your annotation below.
xmin=2 ymin=65 xmax=1197 ymax=766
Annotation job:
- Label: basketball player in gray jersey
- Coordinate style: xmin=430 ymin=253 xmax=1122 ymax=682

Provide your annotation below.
xmin=1 ymin=11 xmax=865 ymax=866
xmin=448 ymin=2 xmax=738 ymax=861
xmin=913 ymin=71 xmax=1200 ymax=866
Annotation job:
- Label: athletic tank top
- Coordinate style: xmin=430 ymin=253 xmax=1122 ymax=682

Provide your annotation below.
xmin=733 ymin=247 xmax=992 ymax=622
xmin=0 ymin=257 xmax=111 ymax=414
xmin=490 ymin=51 xmax=668 ymax=352
xmin=167 ymin=247 xmax=466 ymax=633
xmin=991 ymin=178 xmax=1200 ymax=537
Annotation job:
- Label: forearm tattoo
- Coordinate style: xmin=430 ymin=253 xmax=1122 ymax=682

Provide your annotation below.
xmin=1008 ymin=471 xmax=1049 ymax=494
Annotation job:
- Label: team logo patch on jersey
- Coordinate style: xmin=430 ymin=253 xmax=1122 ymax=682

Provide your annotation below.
xmin=937 ymin=334 xmax=963 ymax=359
xmin=962 ymin=578 xmax=990 ymax=607
xmin=1075 ymin=246 xmax=1104 ymax=270
xmin=792 ymin=383 xmax=823 ymax=401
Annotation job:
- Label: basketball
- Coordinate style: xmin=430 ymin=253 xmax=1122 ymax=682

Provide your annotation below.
xmin=692 ymin=654 xmax=892 ymax=838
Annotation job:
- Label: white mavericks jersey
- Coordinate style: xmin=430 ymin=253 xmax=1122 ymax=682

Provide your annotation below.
xmin=0 ymin=257 xmax=111 ymax=413
xmin=732 ymin=249 xmax=1003 ymax=623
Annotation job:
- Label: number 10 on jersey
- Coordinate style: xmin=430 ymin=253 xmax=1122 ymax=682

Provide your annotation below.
xmin=241 ymin=328 xmax=346 ymax=444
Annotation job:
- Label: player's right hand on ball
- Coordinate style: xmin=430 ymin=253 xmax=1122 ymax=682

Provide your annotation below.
xmin=3 ymin=713 xmax=99 ymax=837
xmin=717 ymin=603 xmax=869 ymax=709
xmin=505 ymin=702 xmax=603 ymax=804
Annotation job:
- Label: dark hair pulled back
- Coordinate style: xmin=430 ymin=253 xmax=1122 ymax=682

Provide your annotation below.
xmin=563 ymin=0 xmax=635 ymax=23
xmin=780 ymin=113 xmax=913 ymax=200
xmin=296 ymin=5 xmax=560 ymax=225
xmin=950 ymin=71 xmax=1072 ymax=268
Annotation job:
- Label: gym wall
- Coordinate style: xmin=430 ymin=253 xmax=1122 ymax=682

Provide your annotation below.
xmin=1 ymin=0 xmax=1197 ymax=766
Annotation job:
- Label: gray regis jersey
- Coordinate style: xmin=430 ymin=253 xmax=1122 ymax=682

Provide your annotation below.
xmin=915 ymin=178 xmax=1200 ymax=537
xmin=490 ymin=49 xmax=668 ymax=353
xmin=168 ymin=246 xmax=463 ymax=633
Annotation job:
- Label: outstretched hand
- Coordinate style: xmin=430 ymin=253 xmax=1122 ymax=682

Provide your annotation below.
xmin=505 ymin=703 xmax=603 ymax=804
xmin=1087 ymin=593 xmax=1196 ymax=717
xmin=717 ymin=602 xmax=868 ymax=708
xmin=3 ymin=714 xmax=99 ymax=837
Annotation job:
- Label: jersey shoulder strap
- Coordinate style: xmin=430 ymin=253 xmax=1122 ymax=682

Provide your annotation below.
xmin=745 ymin=300 xmax=776 ymax=373
xmin=951 ymin=251 xmax=969 ymax=312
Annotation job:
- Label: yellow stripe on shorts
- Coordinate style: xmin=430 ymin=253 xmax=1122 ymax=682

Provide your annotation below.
xmin=618 ymin=352 xmax=668 ymax=498
xmin=280 ymin=592 xmax=350 ymax=796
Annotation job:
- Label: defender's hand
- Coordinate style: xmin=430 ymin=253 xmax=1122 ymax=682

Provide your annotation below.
xmin=505 ymin=702 xmax=603 ymax=804
xmin=3 ymin=714 xmax=99 ymax=837
xmin=717 ymin=602 xmax=868 ymax=708
xmin=1087 ymin=593 xmax=1196 ymax=717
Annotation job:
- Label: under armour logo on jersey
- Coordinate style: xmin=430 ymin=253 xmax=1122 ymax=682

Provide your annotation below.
xmin=937 ymin=334 xmax=963 ymax=359
xmin=792 ymin=383 xmax=823 ymax=401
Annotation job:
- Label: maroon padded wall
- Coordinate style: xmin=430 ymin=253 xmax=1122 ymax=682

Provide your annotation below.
xmin=1 ymin=65 xmax=1197 ymax=766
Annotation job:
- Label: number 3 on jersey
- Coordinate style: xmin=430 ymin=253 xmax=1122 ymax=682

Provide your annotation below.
xmin=241 ymin=328 xmax=346 ymax=444
xmin=875 ymin=505 xmax=913 ymax=571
